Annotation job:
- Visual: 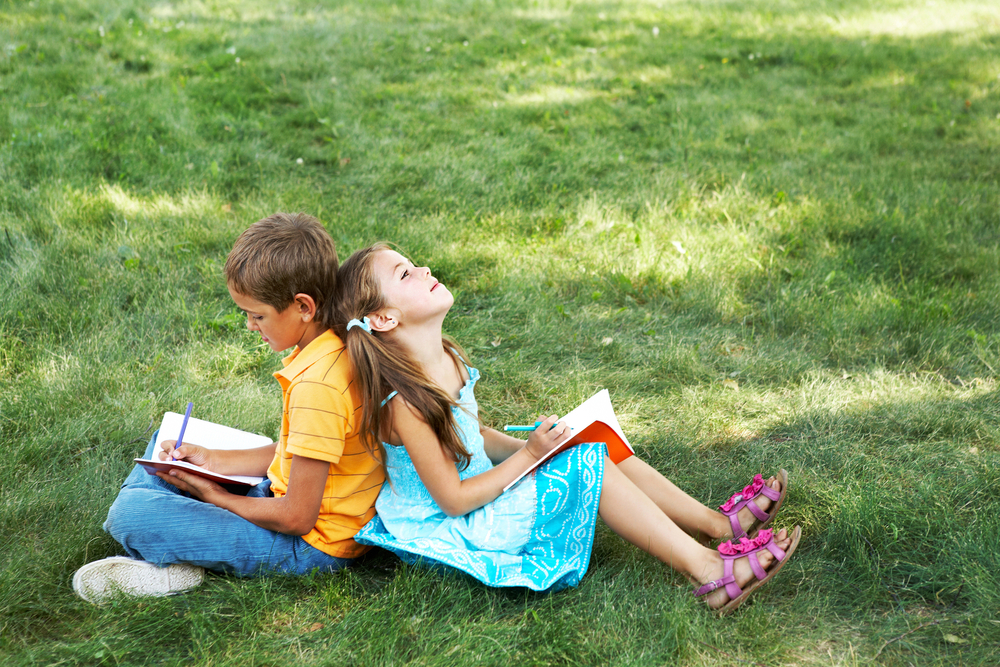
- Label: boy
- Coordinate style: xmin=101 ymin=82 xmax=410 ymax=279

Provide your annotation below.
xmin=73 ymin=213 xmax=384 ymax=603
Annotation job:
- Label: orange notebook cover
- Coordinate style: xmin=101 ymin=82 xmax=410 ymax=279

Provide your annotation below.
xmin=503 ymin=390 xmax=634 ymax=492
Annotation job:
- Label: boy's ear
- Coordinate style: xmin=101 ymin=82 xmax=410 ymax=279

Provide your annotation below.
xmin=368 ymin=311 xmax=399 ymax=333
xmin=292 ymin=293 xmax=318 ymax=323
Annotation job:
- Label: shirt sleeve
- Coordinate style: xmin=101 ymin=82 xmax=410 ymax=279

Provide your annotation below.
xmin=284 ymin=380 xmax=352 ymax=463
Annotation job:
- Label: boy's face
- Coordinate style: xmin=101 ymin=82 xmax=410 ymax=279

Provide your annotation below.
xmin=228 ymin=288 xmax=318 ymax=352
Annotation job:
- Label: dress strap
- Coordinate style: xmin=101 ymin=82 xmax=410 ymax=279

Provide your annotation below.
xmin=380 ymin=348 xmax=466 ymax=409
xmin=449 ymin=347 xmax=473 ymax=378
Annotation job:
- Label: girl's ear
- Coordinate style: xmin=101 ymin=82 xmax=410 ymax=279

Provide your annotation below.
xmin=368 ymin=311 xmax=399 ymax=333
xmin=292 ymin=293 xmax=318 ymax=323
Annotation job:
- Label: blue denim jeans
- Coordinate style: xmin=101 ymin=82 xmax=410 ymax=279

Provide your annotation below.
xmin=103 ymin=433 xmax=353 ymax=577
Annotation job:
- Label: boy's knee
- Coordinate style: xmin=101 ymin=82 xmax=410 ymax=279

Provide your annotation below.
xmin=103 ymin=490 xmax=135 ymax=538
xmin=103 ymin=487 xmax=160 ymax=543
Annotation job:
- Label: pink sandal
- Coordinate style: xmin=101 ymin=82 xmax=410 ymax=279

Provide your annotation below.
xmin=693 ymin=526 xmax=802 ymax=616
xmin=719 ymin=469 xmax=788 ymax=540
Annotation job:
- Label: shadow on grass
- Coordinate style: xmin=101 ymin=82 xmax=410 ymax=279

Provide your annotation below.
xmin=659 ymin=384 xmax=1000 ymax=616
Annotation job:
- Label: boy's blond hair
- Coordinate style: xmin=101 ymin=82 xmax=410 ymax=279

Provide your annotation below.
xmin=224 ymin=212 xmax=339 ymax=329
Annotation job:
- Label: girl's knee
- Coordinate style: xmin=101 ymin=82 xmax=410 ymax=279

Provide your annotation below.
xmin=601 ymin=456 xmax=627 ymax=485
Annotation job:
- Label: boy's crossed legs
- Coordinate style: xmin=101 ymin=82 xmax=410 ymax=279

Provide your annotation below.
xmin=75 ymin=434 xmax=351 ymax=603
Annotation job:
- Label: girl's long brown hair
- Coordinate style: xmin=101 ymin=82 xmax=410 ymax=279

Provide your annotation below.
xmin=334 ymin=243 xmax=472 ymax=474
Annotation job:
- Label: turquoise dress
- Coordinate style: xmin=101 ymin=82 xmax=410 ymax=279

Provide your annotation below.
xmin=355 ymin=367 xmax=606 ymax=592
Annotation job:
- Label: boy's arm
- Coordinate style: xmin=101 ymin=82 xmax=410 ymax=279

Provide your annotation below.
xmin=162 ymin=376 xmax=351 ymax=534
xmin=161 ymin=372 xmax=355 ymax=535
xmin=161 ymin=440 xmax=277 ymax=477
xmin=158 ymin=453 xmax=327 ymax=535
xmin=208 ymin=444 xmax=276 ymax=476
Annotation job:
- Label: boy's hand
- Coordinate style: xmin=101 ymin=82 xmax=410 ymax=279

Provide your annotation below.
xmin=524 ymin=415 xmax=572 ymax=460
xmin=158 ymin=440 xmax=212 ymax=468
xmin=157 ymin=469 xmax=229 ymax=505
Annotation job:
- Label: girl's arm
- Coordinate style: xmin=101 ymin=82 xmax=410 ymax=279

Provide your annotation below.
xmin=393 ymin=400 xmax=566 ymax=517
xmin=156 ymin=454 xmax=328 ymax=535
xmin=481 ymin=427 xmax=531 ymax=465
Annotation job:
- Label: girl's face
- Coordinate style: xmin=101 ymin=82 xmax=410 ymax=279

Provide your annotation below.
xmin=373 ymin=249 xmax=453 ymax=326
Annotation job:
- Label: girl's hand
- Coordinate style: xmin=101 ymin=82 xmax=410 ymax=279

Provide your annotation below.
xmin=158 ymin=439 xmax=212 ymax=468
xmin=524 ymin=415 xmax=572 ymax=460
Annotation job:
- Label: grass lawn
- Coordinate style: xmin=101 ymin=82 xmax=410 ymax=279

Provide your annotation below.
xmin=2 ymin=0 xmax=999 ymax=664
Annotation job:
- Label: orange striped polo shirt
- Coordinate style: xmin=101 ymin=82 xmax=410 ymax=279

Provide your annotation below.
xmin=267 ymin=329 xmax=384 ymax=559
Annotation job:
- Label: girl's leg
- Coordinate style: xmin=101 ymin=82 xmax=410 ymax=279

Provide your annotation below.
xmin=598 ymin=456 xmax=791 ymax=609
xmin=615 ymin=456 xmax=781 ymax=540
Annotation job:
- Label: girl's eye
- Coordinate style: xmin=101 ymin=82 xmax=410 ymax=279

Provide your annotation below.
xmin=401 ymin=270 xmax=409 ymax=279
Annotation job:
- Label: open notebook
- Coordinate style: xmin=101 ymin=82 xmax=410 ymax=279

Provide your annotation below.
xmin=503 ymin=390 xmax=635 ymax=492
xmin=133 ymin=412 xmax=272 ymax=487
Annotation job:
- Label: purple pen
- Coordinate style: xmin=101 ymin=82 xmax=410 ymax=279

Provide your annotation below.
xmin=172 ymin=402 xmax=193 ymax=461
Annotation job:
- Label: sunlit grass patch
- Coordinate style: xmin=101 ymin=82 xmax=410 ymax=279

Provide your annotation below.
xmin=830 ymin=1 xmax=1000 ymax=38
xmin=506 ymin=84 xmax=603 ymax=107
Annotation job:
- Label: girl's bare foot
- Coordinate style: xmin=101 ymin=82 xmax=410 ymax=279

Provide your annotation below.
xmin=712 ymin=471 xmax=786 ymax=540
xmin=696 ymin=527 xmax=793 ymax=610
xmin=733 ymin=474 xmax=781 ymax=536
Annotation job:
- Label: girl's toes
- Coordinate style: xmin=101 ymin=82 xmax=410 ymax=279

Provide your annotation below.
xmin=699 ymin=527 xmax=795 ymax=611
xmin=732 ymin=529 xmax=787 ymax=586
xmin=727 ymin=472 xmax=784 ymax=539
xmin=771 ymin=527 xmax=791 ymax=551
xmin=738 ymin=478 xmax=778 ymax=532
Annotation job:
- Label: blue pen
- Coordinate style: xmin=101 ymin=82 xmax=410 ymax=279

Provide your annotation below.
xmin=504 ymin=422 xmax=569 ymax=432
xmin=172 ymin=402 xmax=194 ymax=461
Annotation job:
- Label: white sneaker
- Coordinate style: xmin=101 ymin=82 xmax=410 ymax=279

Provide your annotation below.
xmin=72 ymin=557 xmax=204 ymax=603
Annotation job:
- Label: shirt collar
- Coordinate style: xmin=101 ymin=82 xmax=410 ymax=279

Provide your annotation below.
xmin=273 ymin=329 xmax=344 ymax=384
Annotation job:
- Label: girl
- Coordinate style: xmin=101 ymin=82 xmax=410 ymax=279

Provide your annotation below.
xmin=335 ymin=244 xmax=801 ymax=614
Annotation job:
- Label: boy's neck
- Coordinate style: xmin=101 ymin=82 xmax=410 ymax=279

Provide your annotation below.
xmin=294 ymin=321 xmax=327 ymax=352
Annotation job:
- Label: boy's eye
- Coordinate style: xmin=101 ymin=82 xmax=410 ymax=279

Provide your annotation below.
xmin=401 ymin=269 xmax=409 ymax=279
